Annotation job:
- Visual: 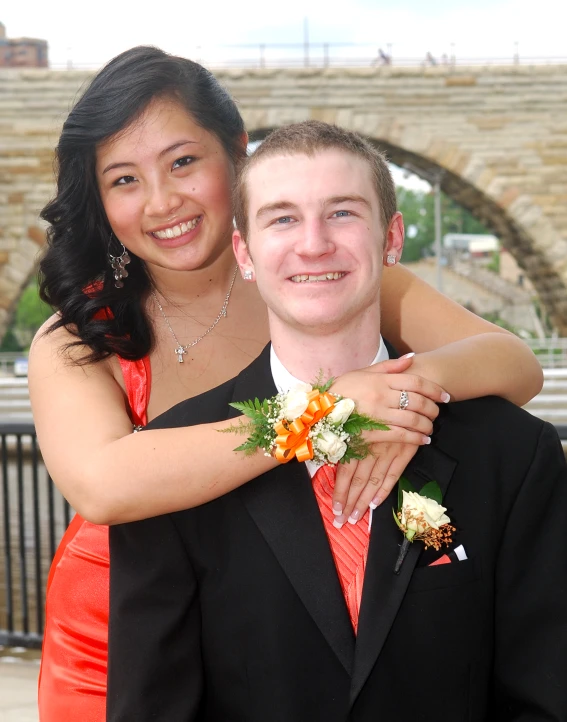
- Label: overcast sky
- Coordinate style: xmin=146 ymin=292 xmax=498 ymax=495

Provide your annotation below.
xmin=2 ymin=0 xmax=564 ymax=69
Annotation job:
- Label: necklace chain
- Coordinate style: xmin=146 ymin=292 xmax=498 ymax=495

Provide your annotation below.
xmin=151 ymin=265 xmax=239 ymax=363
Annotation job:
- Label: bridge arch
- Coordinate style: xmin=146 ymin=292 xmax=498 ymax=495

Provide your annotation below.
xmin=0 ymin=65 xmax=566 ymax=334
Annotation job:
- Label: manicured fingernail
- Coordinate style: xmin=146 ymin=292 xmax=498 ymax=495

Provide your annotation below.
xmin=333 ymin=516 xmax=346 ymax=529
xmin=348 ymin=509 xmax=361 ymax=524
xmin=441 ymin=392 xmax=451 ymax=403
xmin=332 ymin=501 xmax=343 ymax=516
xmin=401 ymin=352 xmax=415 ymax=359
xmin=422 ymin=435 xmax=432 ymax=445
xmin=369 ymin=494 xmax=383 ymax=510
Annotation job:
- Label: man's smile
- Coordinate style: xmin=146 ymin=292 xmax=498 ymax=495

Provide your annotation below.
xmin=289 ymin=272 xmax=347 ymax=283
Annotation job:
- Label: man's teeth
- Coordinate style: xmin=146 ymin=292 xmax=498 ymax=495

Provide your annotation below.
xmin=290 ymin=272 xmax=345 ymax=283
xmin=153 ymin=218 xmax=200 ymax=240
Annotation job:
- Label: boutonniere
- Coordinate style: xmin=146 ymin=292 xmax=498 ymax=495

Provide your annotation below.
xmin=224 ymin=378 xmax=388 ymax=465
xmin=393 ymin=477 xmax=456 ymax=574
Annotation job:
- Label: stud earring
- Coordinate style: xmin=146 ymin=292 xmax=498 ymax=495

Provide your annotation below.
xmin=108 ymin=233 xmax=131 ymax=288
xmin=243 ymin=270 xmax=254 ymax=281
xmin=386 ymin=254 xmax=397 ymax=266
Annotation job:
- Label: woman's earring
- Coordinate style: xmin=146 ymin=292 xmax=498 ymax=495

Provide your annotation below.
xmin=386 ymin=254 xmax=397 ymax=266
xmin=108 ymin=233 xmax=131 ymax=288
xmin=243 ymin=270 xmax=254 ymax=281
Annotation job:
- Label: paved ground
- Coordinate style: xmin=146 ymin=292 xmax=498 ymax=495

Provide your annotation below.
xmin=0 ymin=649 xmax=39 ymax=722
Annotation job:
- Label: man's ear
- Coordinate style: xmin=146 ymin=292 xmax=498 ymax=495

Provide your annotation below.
xmin=233 ymin=229 xmax=255 ymax=281
xmin=383 ymin=211 xmax=405 ymax=266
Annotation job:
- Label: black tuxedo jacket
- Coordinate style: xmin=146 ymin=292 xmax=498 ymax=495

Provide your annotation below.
xmin=107 ymin=345 xmax=567 ymax=722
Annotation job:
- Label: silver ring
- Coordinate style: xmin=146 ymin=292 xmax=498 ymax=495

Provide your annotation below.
xmin=399 ymin=390 xmax=410 ymax=410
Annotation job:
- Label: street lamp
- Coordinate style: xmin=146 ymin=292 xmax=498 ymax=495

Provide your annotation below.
xmin=403 ymin=163 xmax=445 ymax=292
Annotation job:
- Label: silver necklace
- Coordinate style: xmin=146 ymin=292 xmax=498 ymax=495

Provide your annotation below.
xmin=151 ymin=265 xmax=238 ymax=363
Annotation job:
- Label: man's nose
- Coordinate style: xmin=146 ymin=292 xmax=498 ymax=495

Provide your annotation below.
xmin=145 ymin=178 xmax=183 ymax=219
xmin=294 ymin=219 xmax=335 ymax=257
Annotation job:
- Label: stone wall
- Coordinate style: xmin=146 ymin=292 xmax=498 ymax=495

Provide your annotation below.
xmin=0 ymin=64 xmax=566 ymax=334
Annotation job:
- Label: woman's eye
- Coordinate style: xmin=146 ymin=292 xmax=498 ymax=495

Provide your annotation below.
xmin=113 ymin=175 xmax=136 ymax=186
xmin=172 ymin=156 xmax=195 ymax=170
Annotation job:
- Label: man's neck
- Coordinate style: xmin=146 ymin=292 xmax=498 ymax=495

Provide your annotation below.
xmin=268 ymin=312 xmax=382 ymax=382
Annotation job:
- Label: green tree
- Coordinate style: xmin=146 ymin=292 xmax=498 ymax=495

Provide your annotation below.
xmin=0 ymin=279 xmax=52 ymax=351
xmin=396 ymin=187 xmax=490 ymax=263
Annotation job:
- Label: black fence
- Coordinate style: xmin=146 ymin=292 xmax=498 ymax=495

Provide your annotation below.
xmin=1 ymin=421 xmax=567 ymax=649
xmin=0 ymin=423 xmax=71 ymax=648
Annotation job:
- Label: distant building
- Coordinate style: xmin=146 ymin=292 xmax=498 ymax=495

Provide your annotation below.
xmin=0 ymin=22 xmax=48 ymax=68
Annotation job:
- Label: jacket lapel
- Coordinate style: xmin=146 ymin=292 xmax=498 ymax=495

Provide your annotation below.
xmin=234 ymin=346 xmax=355 ymax=674
xmin=350 ymin=442 xmax=457 ymax=704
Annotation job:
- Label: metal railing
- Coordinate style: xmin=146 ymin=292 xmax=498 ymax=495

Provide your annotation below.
xmin=46 ymin=44 xmax=567 ymax=71
xmin=526 ymin=338 xmax=567 ymax=368
xmin=0 ymin=423 xmax=70 ymax=648
xmin=1 ymin=412 xmax=567 ymax=648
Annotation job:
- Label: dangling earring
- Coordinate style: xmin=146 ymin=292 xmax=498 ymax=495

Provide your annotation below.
xmin=243 ymin=270 xmax=254 ymax=281
xmin=386 ymin=254 xmax=397 ymax=266
xmin=108 ymin=233 xmax=131 ymax=288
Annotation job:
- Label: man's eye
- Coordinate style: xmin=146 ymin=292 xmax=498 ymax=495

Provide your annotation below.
xmin=114 ymin=175 xmax=136 ymax=186
xmin=275 ymin=216 xmax=292 ymax=224
xmin=172 ymin=156 xmax=195 ymax=170
xmin=333 ymin=210 xmax=351 ymax=217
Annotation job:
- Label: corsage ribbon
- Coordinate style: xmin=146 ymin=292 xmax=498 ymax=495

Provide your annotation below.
xmin=273 ymin=390 xmax=335 ymax=462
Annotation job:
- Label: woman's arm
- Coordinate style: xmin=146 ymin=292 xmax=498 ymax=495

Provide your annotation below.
xmin=28 ymin=321 xmax=430 ymax=525
xmin=380 ymin=263 xmax=543 ymax=405
xmin=28 ymin=322 xmax=276 ymax=525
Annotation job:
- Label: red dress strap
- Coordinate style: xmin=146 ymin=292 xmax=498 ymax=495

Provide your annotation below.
xmin=117 ymin=355 xmax=151 ymax=427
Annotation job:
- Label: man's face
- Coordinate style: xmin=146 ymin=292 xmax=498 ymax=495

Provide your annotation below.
xmin=234 ymin=149 xmax=403 ymax=336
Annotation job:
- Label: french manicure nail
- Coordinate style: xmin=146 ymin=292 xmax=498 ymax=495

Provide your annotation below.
xmin=401 ymin=352 xmax=415 ymax=359
xmin=369 ymin=495 xmax=383 ymax=510
xmin=422 ymin=435 xmax=432 ymax=445
xmin=441 ymin=392 xmax=451 ymax=403
xmin=348 ymin=509 xmax=361 ymax=524
xmin=332 ymin=501 xmax=343 ymax=516
xmin=333 ymin=516 xmax=345 ymax=529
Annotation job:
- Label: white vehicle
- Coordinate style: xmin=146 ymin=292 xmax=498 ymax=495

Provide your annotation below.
xmin=13 ymin=357 xmax=29 ymax=377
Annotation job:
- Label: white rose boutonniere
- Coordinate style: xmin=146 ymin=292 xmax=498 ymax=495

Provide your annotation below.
xmin=400 ymin=491 xmax=451 ymax=532
xmin=393 ymin=478 xmax=456 ymax=574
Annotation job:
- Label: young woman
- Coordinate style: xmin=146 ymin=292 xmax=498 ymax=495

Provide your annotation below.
xmin=29 ymin=46 xmax=542 ymax=721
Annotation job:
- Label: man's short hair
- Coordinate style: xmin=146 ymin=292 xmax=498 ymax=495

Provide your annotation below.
xmin=234 ymin=120 xmax=397 ymax=240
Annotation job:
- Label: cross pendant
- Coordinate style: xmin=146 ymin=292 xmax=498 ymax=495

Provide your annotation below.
xmin=175 ymin=345 xmax=187 ymax=363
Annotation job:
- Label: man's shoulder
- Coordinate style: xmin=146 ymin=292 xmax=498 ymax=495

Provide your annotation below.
xmin=437 ymin=395 xmax=559 ymax=460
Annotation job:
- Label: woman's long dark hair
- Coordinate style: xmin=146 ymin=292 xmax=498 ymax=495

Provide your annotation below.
xmin=39 ymin=45 xmax=246 ymax=362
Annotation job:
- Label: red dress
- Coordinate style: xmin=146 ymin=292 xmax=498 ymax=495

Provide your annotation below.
xmin=38 ymin=355 xmax=151 ymax=721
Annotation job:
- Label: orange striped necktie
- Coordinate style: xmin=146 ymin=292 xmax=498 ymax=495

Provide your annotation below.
xmin=312 ymin=464 xmax=370 ymax=633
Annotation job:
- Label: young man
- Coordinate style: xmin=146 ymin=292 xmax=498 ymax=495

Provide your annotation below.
xmin=107 ymin=121 xmax=567 ymax=721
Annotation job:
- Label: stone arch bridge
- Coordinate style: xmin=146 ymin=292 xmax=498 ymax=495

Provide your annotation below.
xmin=1 ymin=64 xmax=566 ymax=335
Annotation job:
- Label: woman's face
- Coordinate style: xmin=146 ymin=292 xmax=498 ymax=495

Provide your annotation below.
xmin=96 ymin=97 xmax=236 ymax=275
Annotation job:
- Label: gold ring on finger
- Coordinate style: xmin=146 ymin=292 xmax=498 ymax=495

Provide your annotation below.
xmin=399 ymin=390 xmax=410 ymax=410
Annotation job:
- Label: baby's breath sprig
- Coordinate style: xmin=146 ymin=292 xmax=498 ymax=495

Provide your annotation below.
xmin=222 ymin=376 xmax=389 ymax=465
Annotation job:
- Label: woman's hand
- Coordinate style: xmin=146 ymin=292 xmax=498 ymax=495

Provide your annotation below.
xmin=330 ymin=354 xmax=450 ymax=440
xmin=328 ymin=354 xmax=450 ymax=525
xmin=333 ymin=443 xmax=420 ymax=527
